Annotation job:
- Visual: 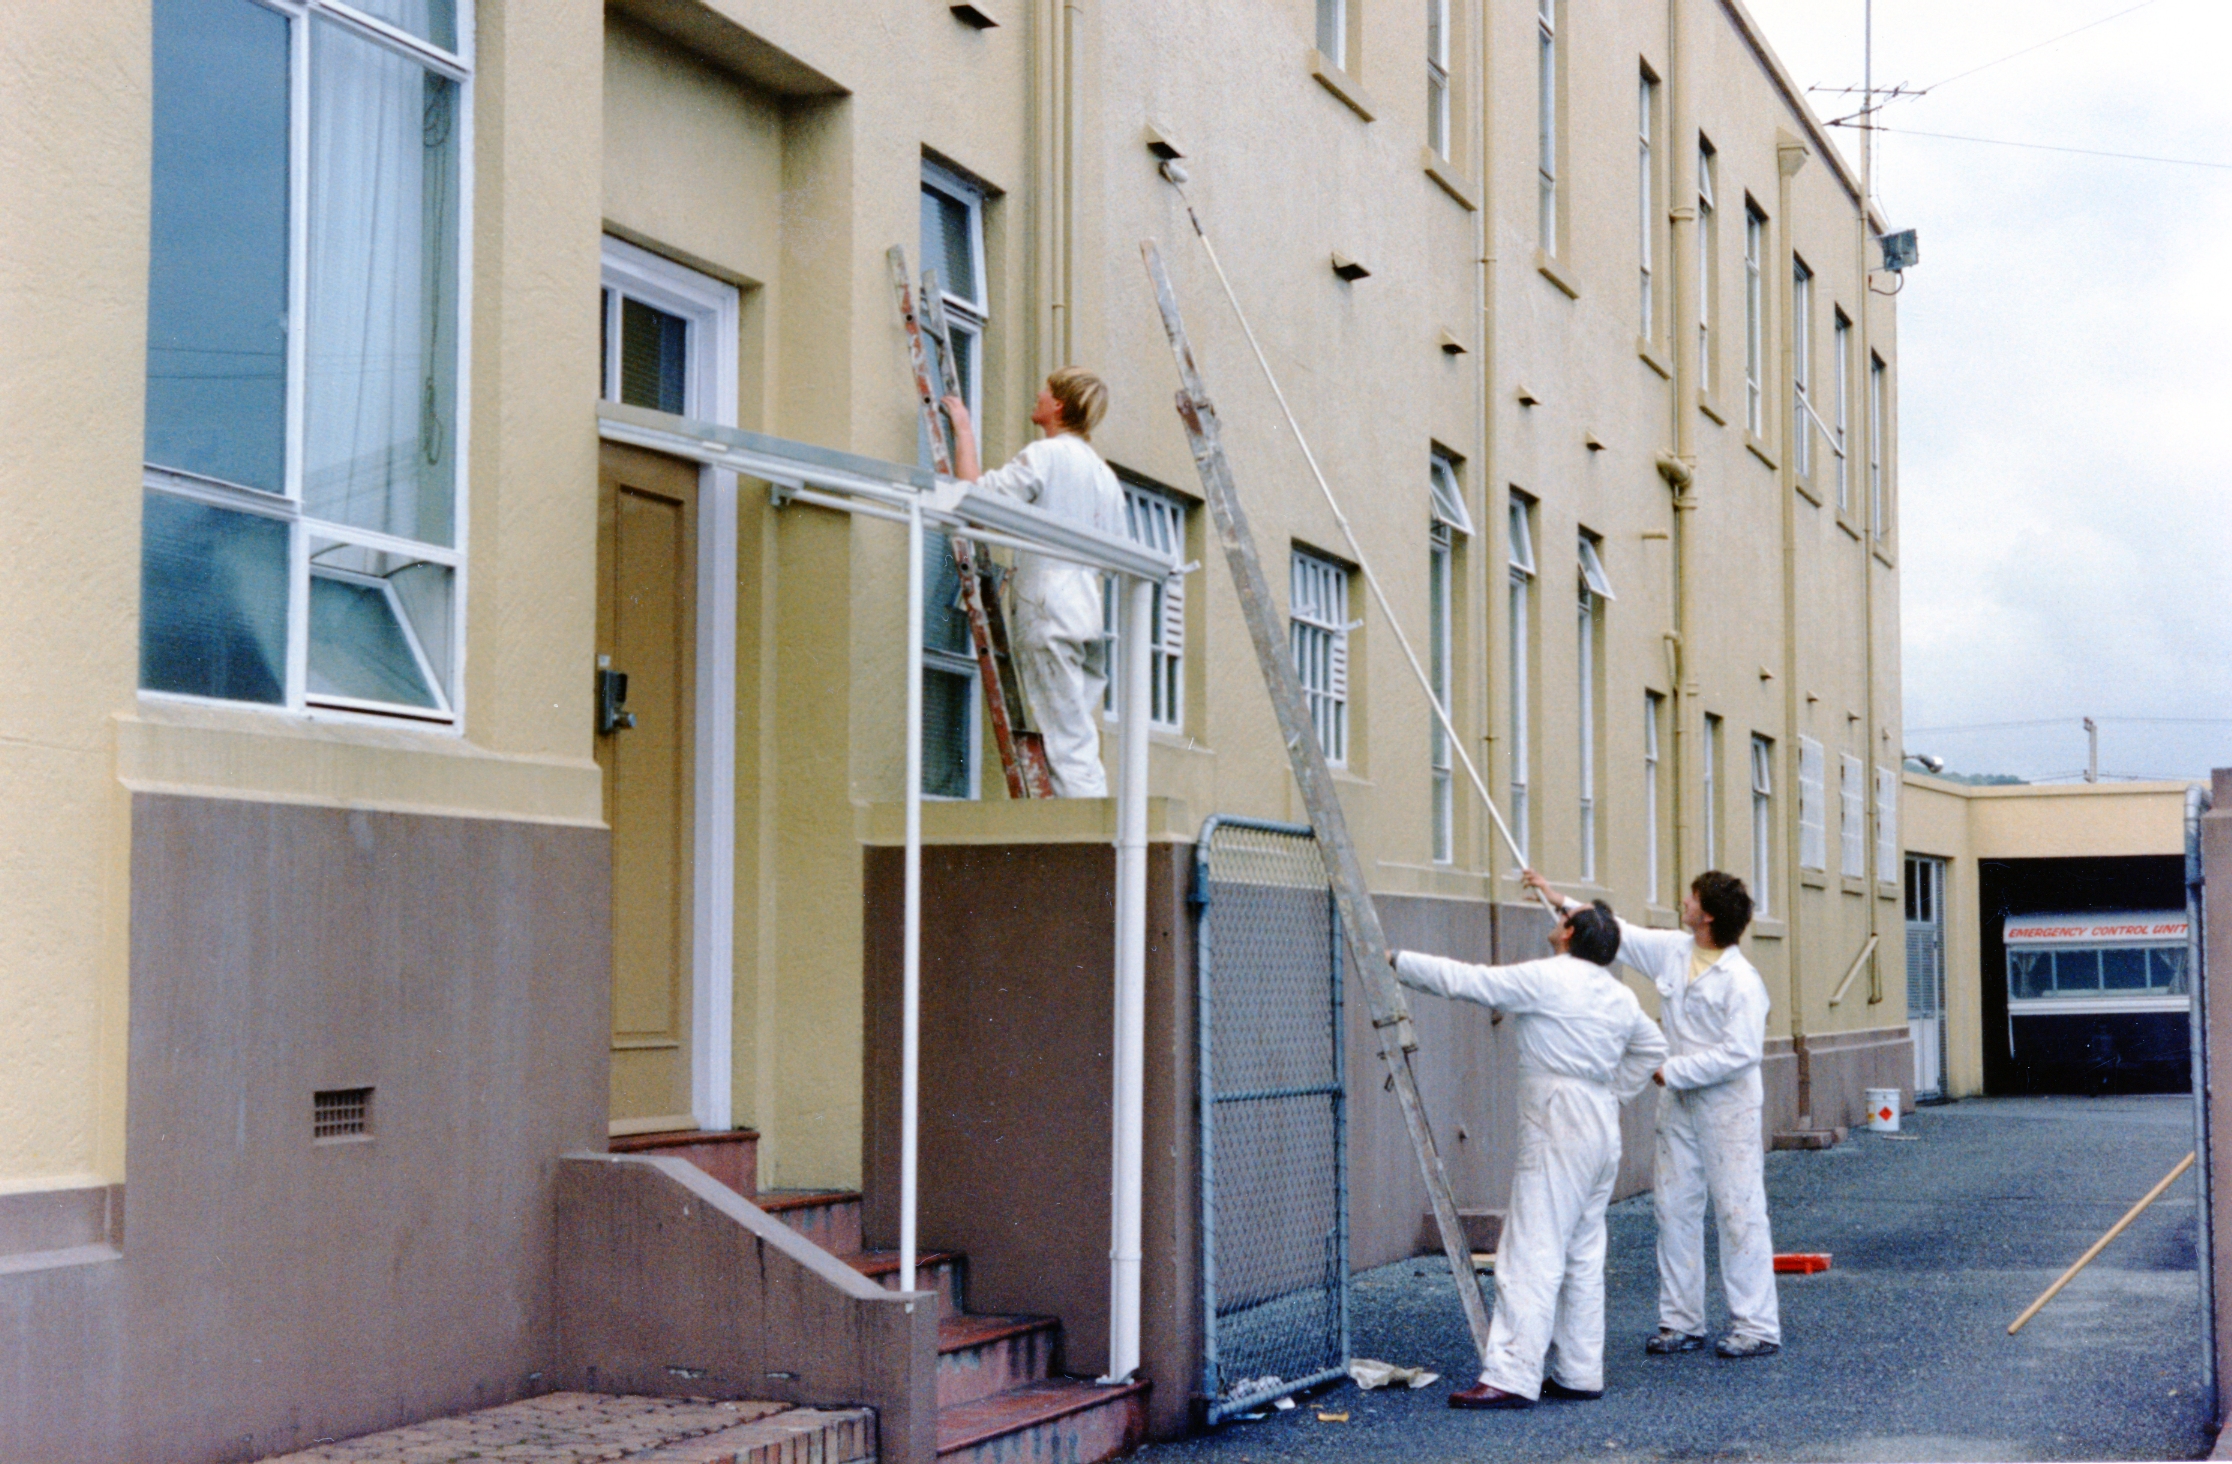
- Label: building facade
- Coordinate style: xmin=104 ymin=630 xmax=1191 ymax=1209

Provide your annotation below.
xmin=0 ymin=1 xmax=1901 ymax=1457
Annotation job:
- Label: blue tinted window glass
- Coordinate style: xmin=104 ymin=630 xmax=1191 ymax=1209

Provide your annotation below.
xmin=2053 ymin=949 xmax=2100 ymax=992
xmin=145 ymin=0 xmax=290 ymax=492
xmin=344 ymin=0 xmax=457 ymax=51
xmin=2153 ymin=948 xmax=2188 ymax=993
xmin=922 ymin=667 xmax=973 ymax=798
xmin=2009 ymin=951 xmax=2050 ymax=999
xmin=2101 ymin=948 xmax=2148 ymax=990
xmin=139 ymin=492 xmax=289 ymax=702
xmin=619 ymin=298 xmax=688 ymax=414
xmin=308 ymin=574 xmax=437 ymax=708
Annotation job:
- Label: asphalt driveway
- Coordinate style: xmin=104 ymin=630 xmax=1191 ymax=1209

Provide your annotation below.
xmin=1138 ymin=1096 xmax=2209 ymax=1463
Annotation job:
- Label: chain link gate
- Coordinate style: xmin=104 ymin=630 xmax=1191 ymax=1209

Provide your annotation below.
xmin=1193 ymin=817 xmax=1349 ymax=1422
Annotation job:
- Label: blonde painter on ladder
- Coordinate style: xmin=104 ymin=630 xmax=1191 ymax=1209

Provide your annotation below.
xmin=943 ymin=368 xmax=1123 ymax=798
xmin=1523 ymin=865 xmax=1784 ymax=1362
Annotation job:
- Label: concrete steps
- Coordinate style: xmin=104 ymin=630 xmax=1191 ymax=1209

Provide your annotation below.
xmin=626 ymin=1130 xmax=1146 ymax=1463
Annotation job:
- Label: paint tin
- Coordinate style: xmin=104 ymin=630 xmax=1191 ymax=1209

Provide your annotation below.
xmin=1865 ymin=1086 xmax=1901 ymax=1132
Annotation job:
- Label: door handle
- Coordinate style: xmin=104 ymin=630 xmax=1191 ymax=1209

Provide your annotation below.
xmin=597 ymin=665 xmax=636 ymax=735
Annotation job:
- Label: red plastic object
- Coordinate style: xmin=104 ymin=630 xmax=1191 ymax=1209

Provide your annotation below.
xmin=1774 ymin=1253 xmax=1832 ymax=1274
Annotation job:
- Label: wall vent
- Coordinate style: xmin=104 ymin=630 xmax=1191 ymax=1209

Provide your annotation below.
xmin=314 ymin=1087 xmax=373 ymax=1142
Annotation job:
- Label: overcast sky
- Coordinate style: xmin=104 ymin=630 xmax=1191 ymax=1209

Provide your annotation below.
xmin=1741 ymin=0 xmax=2232 ymax=784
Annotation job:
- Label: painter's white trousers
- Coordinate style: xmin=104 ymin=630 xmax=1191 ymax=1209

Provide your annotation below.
xmin=1654 ymin=1070 xmax=1781 ymax=1343
xmin=1011 ymin=563 xmax=1107 ymax=797
xmin=1480 ymin=1073 xmax=1622 ymax=1398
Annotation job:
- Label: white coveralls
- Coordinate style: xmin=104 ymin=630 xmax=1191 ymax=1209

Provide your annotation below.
xmin=972 ymin=434 xmax=1124 ymax=797
xmin=1577 ymin=904 xmax=1782 ymax=1345
xmin=1395 ymin=950 xmax=1669 ymax=1399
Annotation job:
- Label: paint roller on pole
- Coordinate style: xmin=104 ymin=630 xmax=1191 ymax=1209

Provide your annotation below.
xmin=1151 ymin=169 xmax=1564 ymax=928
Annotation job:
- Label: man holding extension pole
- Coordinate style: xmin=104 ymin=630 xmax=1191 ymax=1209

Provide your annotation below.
xmin=1389 ymin=904 xmax=1668 ymax=1409
xmin=944 ymin=370 xmax=1122 ymax=797
xmin=1524 ymin=867 xmax=1783 ymax=1360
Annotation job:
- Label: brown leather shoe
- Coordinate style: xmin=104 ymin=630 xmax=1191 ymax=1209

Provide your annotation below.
xmin=1448 ymin=1382 xmax=1534 ymax=1410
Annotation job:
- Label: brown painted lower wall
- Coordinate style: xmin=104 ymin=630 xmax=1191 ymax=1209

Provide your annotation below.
xmin=0 ymin=795 xmax=610 ymax=1464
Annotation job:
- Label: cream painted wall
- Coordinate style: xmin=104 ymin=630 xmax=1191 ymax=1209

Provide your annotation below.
xmin=0 ymin=0 xmax=607 ymax=1194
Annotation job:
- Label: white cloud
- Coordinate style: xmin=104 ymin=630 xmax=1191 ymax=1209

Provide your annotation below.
xmin=1745 ymin=0 xmax=2232 ymax=780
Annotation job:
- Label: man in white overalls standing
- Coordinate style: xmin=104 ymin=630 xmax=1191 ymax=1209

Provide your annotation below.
xmin=1525 ymin=867 xmax=1782 ymax=1360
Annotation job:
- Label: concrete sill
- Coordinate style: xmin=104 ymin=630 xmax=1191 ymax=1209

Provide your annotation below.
xmin=1744 ymin=434 xmax=1778 ymax=471
xmin=1645 ymin=906 xmax=1681 ymax=929
xmin=1795 ymin=477 xmax=1822 ymax=508
xmin=1309 ymin=50 xmax=1377 ymax=121
xmin=857 ymin=794 xmax=1195 ymax=846
xmin=1637 ymin=338 xmax=1670 ymax=379
xmin=1878 ymin=881 xmax=1900 ymax=900
xmin=1800 ymin=870 xmax=1827 ymax=889
xmin=1697 ymin=392 xmax=1728 ymax=426
xmin=1874 ymin=542 xmax=1896 ymax=569
xmin=1842 ymin=876 xmax=1868 ymax=896
xmin=0 ymin=1243 xmax=121 ymax=1278
xmin=1534 ymin=250 xmax=1580 ymax=299
xmin=1751 ymin=917 xmax=1788 ymax=941
xmin=1421 ymin=149 xmax=1479 ymax=210
xmin=1836 ymin=513 xmax=1862 ymax=541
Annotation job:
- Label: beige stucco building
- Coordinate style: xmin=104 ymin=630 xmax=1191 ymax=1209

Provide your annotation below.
xmin=0 ymin=1 xmax=1904 ymax=1458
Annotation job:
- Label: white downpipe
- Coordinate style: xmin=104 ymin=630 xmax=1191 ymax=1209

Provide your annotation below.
xmin=1104 ymin=574 xmax=1155 ymax=1383
xmin=901 ymin=499 xmax=926 ymax=1296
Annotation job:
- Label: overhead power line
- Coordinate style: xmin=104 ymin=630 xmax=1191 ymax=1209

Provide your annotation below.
xmin=1921 ymin=0 xmax=2164 ymax=93
xmin=1828 ymin=121 xmax=2232 ymax=171
xmin=1906 ymin=716 xmax=2232 ymax=735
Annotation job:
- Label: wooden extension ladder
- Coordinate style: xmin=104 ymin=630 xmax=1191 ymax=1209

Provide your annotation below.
xmin=888 ymin=245 xmax=1057 ymax=801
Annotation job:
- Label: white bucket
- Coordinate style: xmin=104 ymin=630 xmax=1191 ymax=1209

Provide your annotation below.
xmin=1865 ymin=1087 xmax=1902 ymax=1133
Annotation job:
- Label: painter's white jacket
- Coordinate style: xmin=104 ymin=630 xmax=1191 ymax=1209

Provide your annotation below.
xmin=1393 ymin=952 xmax=1666 ymax=1097
xmin=1592 ymin=915 xmax=1771 ymax=1095
xmin=973 ymin=434 xmax=1125 ymax=796
xmin=973 ymin=434 xmax=1124 ymax=636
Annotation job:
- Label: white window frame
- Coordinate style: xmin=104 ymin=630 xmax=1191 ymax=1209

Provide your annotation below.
xmin=1791 ymin=259 xmax=1813 ymax=477
xmin=140 ymin=0 xmax=476 ymax=730
xmin=1575 ymin=534 xmax=1611 ymax=884
xmin=1697 ymin=142 xmax=1716 ymax=392
xmin=1644 ymin=693 xmax=1664 ymax=906
xmin=1507 ymin=497 xmax=1536 ymax=859
xmin=1750 ymin=734 xmax=1774 ymax=916
xmin=1702 ymin=712 xmax=1721 ymax=870
xmin=1104 ymin=479 xmax=1187 ymax=732
xmin=1876 ymin=763 xmax=1900 ymax=884
xmin=1427 ymin=0 xmax=1451 ymax=159
xmin=1744 ymin=205 xmax=1765 ymax=435
xmin=1428 ymin=454 xmax=1468 ymax=865
xmin=920 ymin=162 xmax=989 ymax=797
xmin=1638 ymin=70 xmax=1656 ymax=340
xmin=1870 ymin=352 xmax=1888 ymax=539
xmin=1291 ymin=549 xmax=1351 ymax=767
xmin=1318 ymin=0 xmax=1348 ymax=70
xmin=1833 ymin=311 xmax=1852 ymax=512
xmin=1797 ymin=734 xmax=1826 ymax=872
xmin=1840 ymin=751 xmax=1867 ymax=878
xmin=1537 ymin=0 xmax=1558 ymax=255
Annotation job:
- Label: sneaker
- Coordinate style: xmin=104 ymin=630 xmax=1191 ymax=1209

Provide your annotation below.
xmin=1539 ymin=1378 xmax=1603 ymax=1401
xmin=1715 ymin=1335 xmax=1781 ymax=1359
xmin=1645 ymin=1329 xmax=1706 ymax=1355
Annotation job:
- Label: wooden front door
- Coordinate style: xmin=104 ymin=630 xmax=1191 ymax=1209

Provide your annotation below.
xmin=597 ymin=442 xmax=699 ymax=1134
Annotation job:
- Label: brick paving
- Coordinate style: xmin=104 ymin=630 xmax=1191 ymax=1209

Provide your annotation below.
xmin=265 ymin=1392 xmax=874 ymax=1464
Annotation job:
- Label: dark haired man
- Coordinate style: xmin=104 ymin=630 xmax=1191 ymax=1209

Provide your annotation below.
xmin=1389 ymin=901 xmax=1668 ymax=1409
xmin=1524 ymin=867 xmax=1781 ymax=1360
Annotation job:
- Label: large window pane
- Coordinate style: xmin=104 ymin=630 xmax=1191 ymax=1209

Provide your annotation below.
xmin=304 ymin=19 xmax=461 ymax=546
xmin=922 ymin=667 xmax=974 ymax=798
xmin=343 ymin=0 xmax=458 ymax=52
xmin=920 ymin=185 xmax=978 ymax=309
xmin=140 ymin=492 xmax=289 ymax=703
xmin=2153 ymin=948 xmax=2188 ymax=993
xmin=146 ymin=0 xmax=290 ymax=493
xmin=2009 ymin=951 xmax=2050 ymax=1000
xmin=2101 ymin=947 xmax=2148 ymax=991
xmin=2053 ymin=949 xmax=2100 ymax=992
